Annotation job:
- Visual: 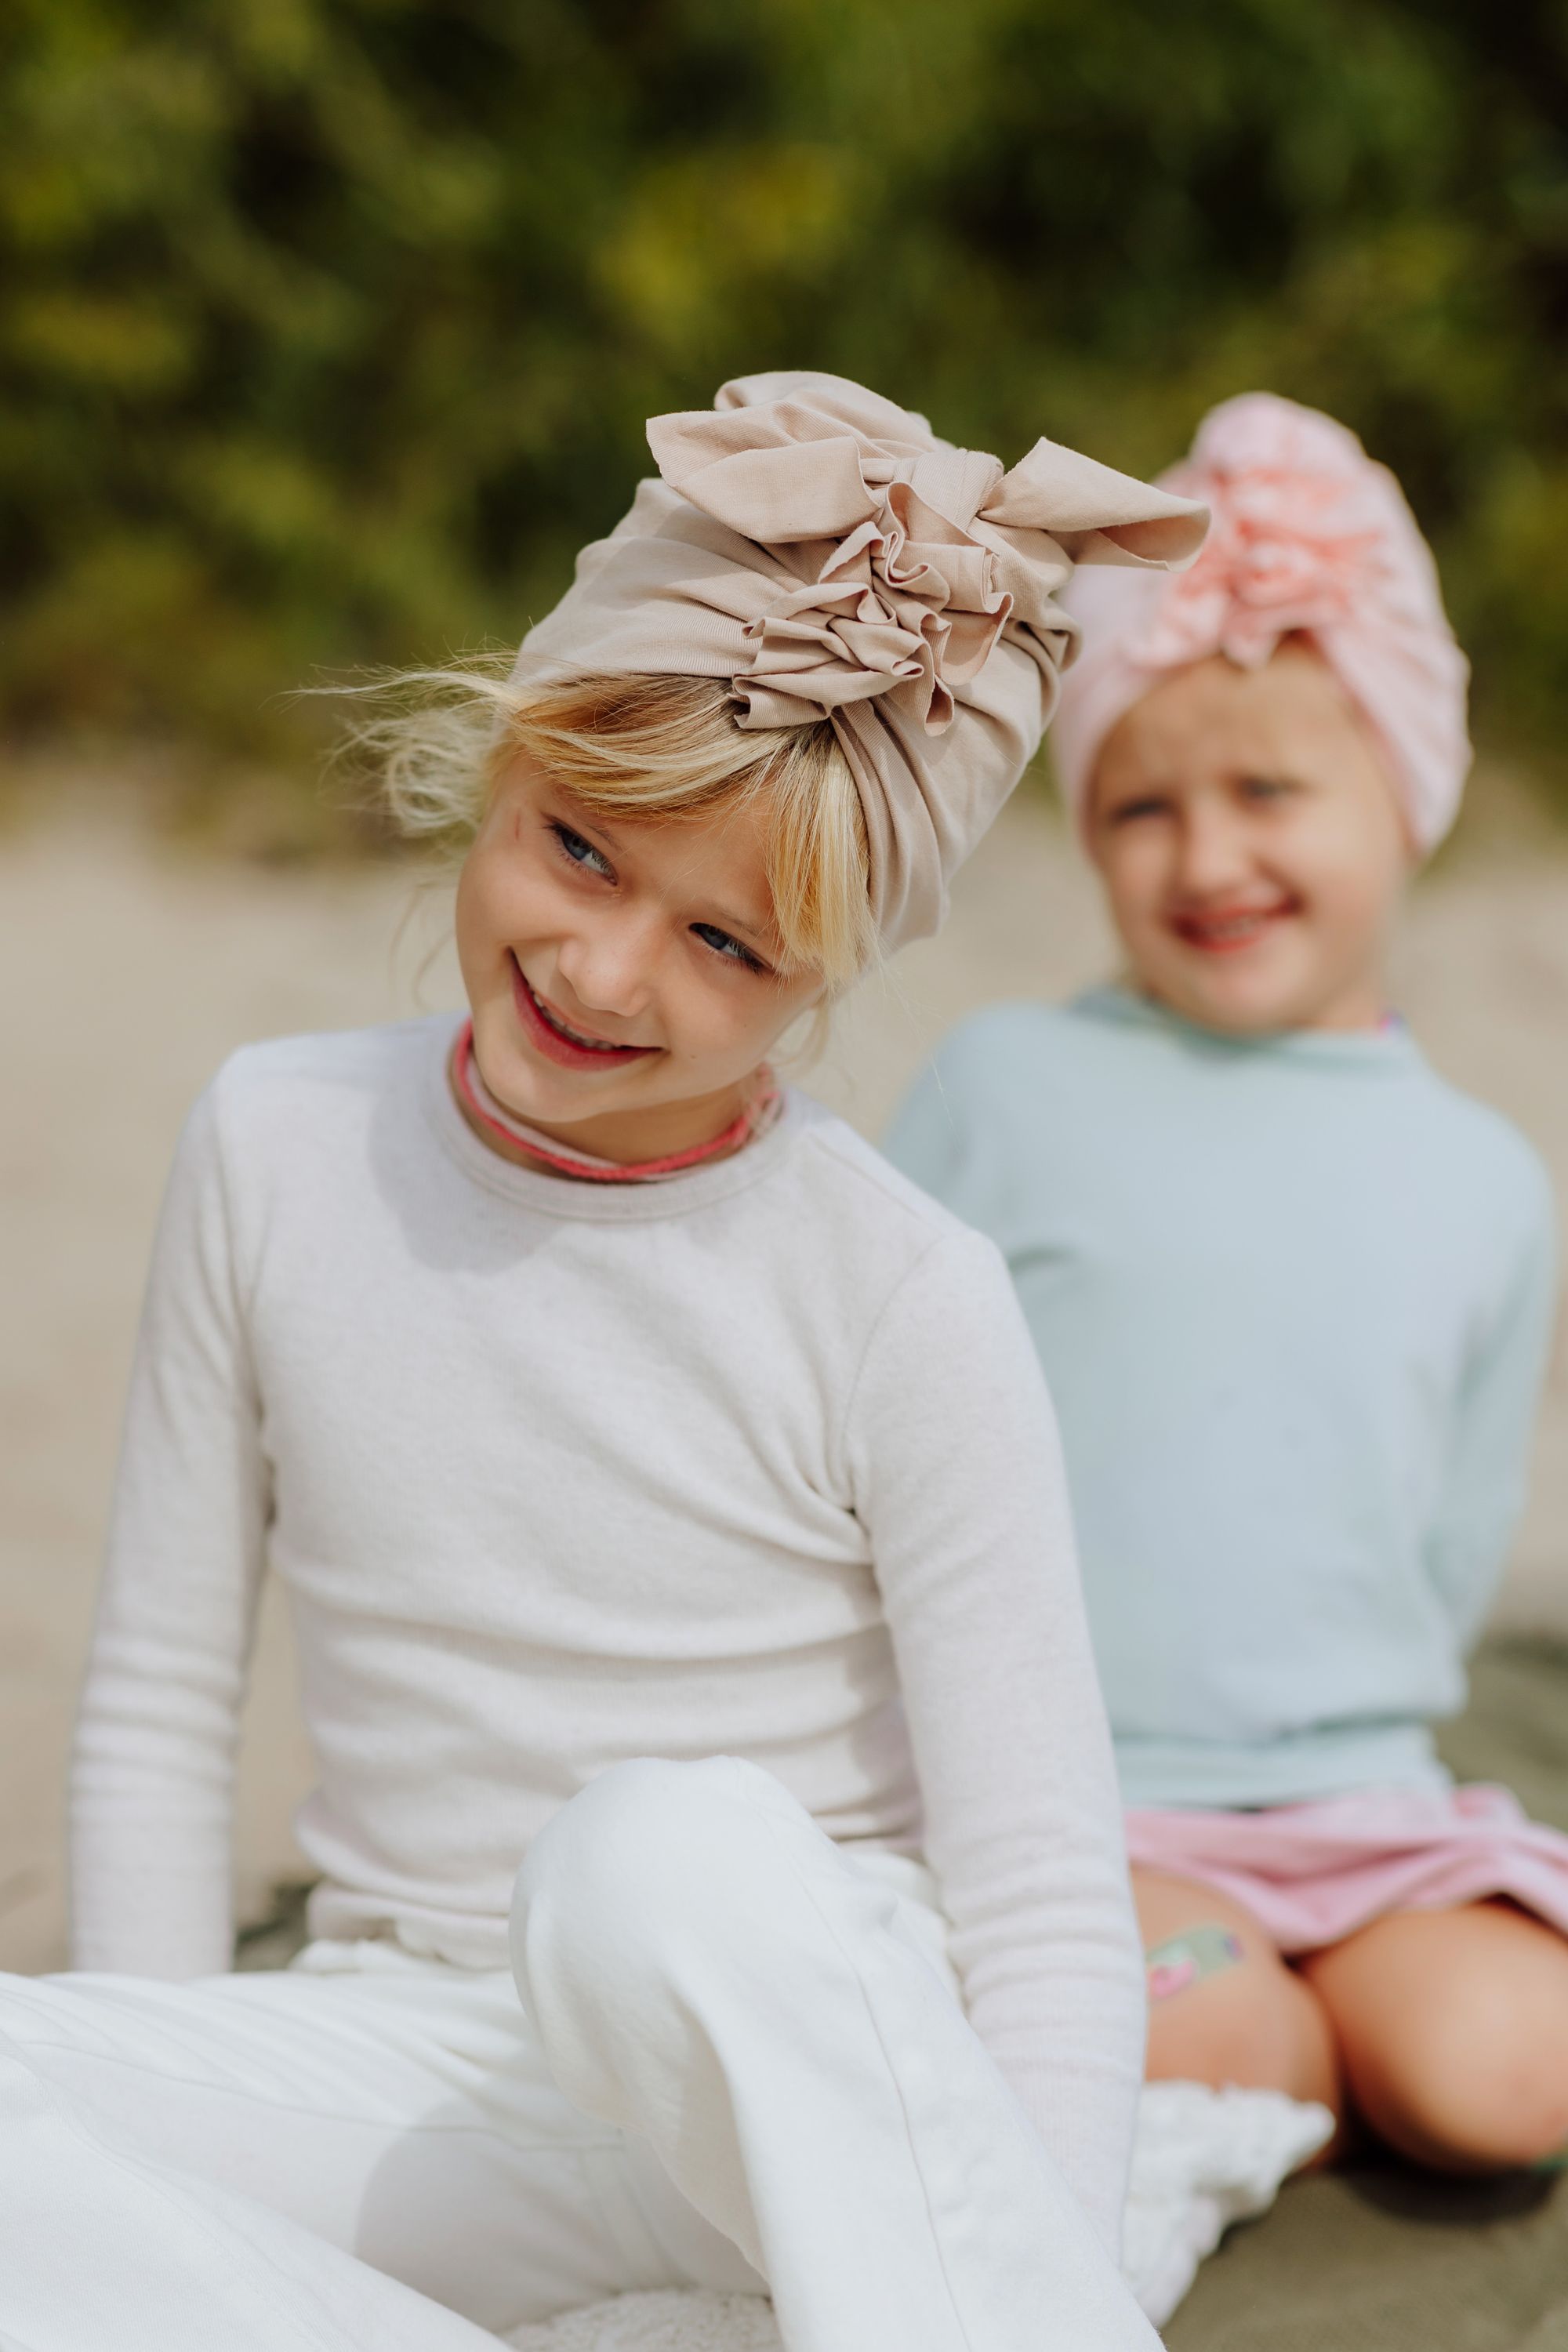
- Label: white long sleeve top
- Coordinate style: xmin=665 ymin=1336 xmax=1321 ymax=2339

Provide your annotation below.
xmin=71 ymin=1014 xmax=1142 ymax=2244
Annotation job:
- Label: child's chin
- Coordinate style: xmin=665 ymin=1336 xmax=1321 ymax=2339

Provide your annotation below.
xmin=481 ymin=1027 xmax=621 ymax=1123
xmin=513 ymin=1055 xmax=636 ymax=1117
xmin=1160 ymin=956 xmax=1306 ymax=1038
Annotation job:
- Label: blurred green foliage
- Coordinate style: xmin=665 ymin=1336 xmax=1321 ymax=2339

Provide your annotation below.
xmin=3 ymin=0 xmax=1568 ymax=795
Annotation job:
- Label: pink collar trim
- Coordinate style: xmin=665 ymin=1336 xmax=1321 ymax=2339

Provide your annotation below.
xmin=449 ymin=1020 xmax=779 ymax=1184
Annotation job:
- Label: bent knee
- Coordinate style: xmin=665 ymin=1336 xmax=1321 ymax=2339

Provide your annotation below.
xmin=1349 ymin=1979 xmax=1568 ymax=2171
xmin=1138 ymin=1903 xmax=1338 ymax=2106
xmin=1145 ymin=1948 xmax=1316 ymax=2094
xmin=520 ymin=1755 xmax=771 ymax=1891
xmin=512 ymin=1756 xmax=779 ymax=1977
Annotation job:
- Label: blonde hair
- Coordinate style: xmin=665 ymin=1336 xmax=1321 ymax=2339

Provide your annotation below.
xmin=350 ymin=660 xmax=875 ymax=991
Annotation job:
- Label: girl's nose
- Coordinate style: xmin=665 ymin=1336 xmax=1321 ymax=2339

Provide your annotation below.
xmin=553 ymin=909 xmax=659 ymax=1022
xmin=1174 ymin=800 xmax=1253 ymax=898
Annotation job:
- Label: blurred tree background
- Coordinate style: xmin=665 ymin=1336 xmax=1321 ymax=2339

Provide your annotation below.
xmin=4 ymin=0 xmax=1568 ymax=832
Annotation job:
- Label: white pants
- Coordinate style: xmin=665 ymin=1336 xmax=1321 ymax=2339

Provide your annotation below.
xmin=0 ymin=1759 xmax=1156 ymax=2352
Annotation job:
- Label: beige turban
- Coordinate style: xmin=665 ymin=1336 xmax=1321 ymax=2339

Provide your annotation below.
xmin=517 ymin=372 xmax=1208 ymax=949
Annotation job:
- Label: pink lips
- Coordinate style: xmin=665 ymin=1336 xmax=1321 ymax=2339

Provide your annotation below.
xmin=1171 ymin=900 xmax=1296 ymax=956
xmin=509 ymin=956 xmax=659 ymax=1072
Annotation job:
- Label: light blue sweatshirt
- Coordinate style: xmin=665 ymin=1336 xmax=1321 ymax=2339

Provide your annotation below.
xmin=884 ymin=987 xmax=1559 ymax=1809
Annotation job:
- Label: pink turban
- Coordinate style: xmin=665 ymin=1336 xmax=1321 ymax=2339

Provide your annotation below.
xmin=1051 ymin=393 xmax=1471 ymax=854
xmin=517 ymin=371 xmax=1207 ymax=949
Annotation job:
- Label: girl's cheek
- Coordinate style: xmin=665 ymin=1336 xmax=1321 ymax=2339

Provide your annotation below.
xmin=474 ymin=844 xmax=555 ymax=946
xmin=677 ymin=975 xmax=788 ymax=1072
xmin=1104 ymin=844 xmax=1167 ymax=935
xmin=676 ymin=983 xmax=751 ymax=1065
xmin=1288 ymin=822 xmax=1377 ymax=924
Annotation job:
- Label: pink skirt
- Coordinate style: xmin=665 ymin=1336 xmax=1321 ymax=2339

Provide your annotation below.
xmin=1124 ymin=1784 xmax=1568 ymax=1955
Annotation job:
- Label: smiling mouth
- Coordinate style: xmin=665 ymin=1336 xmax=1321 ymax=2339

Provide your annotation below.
xmin=532 ymin=990 xmax=630 ymax=1052
xmin=510 ymin=956 xmax=659 ymax=1068
xmin=1171 ymin=902 xmax=1296 ymax=954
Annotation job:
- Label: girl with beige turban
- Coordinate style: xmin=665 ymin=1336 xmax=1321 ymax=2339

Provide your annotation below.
xmin=2 ymin=374 xmax=1205 ymax=2350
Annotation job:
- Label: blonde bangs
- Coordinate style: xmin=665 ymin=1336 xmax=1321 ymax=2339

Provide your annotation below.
xmin=349 ymin=661 xmax=874 ymax=990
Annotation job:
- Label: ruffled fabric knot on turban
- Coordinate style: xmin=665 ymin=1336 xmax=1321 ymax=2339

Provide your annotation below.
xmin=517 ymin=372 xmax=1208 ymax=949
xmin=1051 ymin=392 xmax=1471 ymax=855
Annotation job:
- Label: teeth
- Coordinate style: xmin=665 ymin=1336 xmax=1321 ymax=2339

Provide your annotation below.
xmin=550 ymin=1011 xmax=621 ymax=1050
xmin=533 ymin=986 xmax=628 ymax=1051
xmin=1189 ymin=911 xmax=1276 ymax=942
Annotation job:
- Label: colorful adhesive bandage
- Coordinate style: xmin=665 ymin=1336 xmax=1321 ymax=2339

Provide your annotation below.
xmin=1145 ymin=1924 xmax=1244 ymax=2003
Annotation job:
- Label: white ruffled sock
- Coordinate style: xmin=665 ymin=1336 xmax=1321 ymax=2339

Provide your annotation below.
xmin=1122 ymin=2079 xmax=1334 ymax=2325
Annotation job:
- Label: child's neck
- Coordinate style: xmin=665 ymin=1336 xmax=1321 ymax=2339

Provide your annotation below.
xmin=1290 ymin=967 xmax=1396 ymax=1033
xmin=1131 ymin=964 xmax=1395 ymax=1038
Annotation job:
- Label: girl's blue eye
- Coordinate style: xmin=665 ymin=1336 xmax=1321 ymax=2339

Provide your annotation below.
xmin=692 ymin=922 xmax=764 ymax=974
xmin=552 ymin=822 xmax=613 ymax=877
xmin=1240 ymin=775 xmax=1292 ymax=803
xmin=1108 ymin=796 xmax=1170 ymax=826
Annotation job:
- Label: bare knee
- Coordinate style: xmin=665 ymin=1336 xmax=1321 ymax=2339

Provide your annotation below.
xmin=1308 ymin=1905 xmax=1568 ymax=2172
xmin=1135 ymin=1873 xmax=1339 ymax=2109
xmin=1147 ymin=1951 xmax=1331 ymax=2101
xmin=1356 ymin=1983 xmax=1568 ymax=2170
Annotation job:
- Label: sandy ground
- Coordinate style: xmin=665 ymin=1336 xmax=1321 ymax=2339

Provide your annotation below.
xmin=3 ymin=793 xmax=1566 ymax=1974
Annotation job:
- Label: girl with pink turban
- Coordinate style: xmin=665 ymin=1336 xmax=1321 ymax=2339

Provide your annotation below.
xmin=891 ymin=393 xmax=1568 ymax=2198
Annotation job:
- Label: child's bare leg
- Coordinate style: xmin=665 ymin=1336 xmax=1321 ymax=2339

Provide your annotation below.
xmin=1300 ymin=1899 xmax=1568 ymax=2172
xmin=1134 ymin=1869 xmax=1344 ymax=2132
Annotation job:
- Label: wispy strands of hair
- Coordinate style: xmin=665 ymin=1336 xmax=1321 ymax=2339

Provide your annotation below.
xmin=324 ymin=656 xmax=517 ymax=844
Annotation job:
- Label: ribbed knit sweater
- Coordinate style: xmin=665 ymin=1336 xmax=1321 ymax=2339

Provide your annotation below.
xmin=71 ymin=1014 xmax=1142 ymax=2247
